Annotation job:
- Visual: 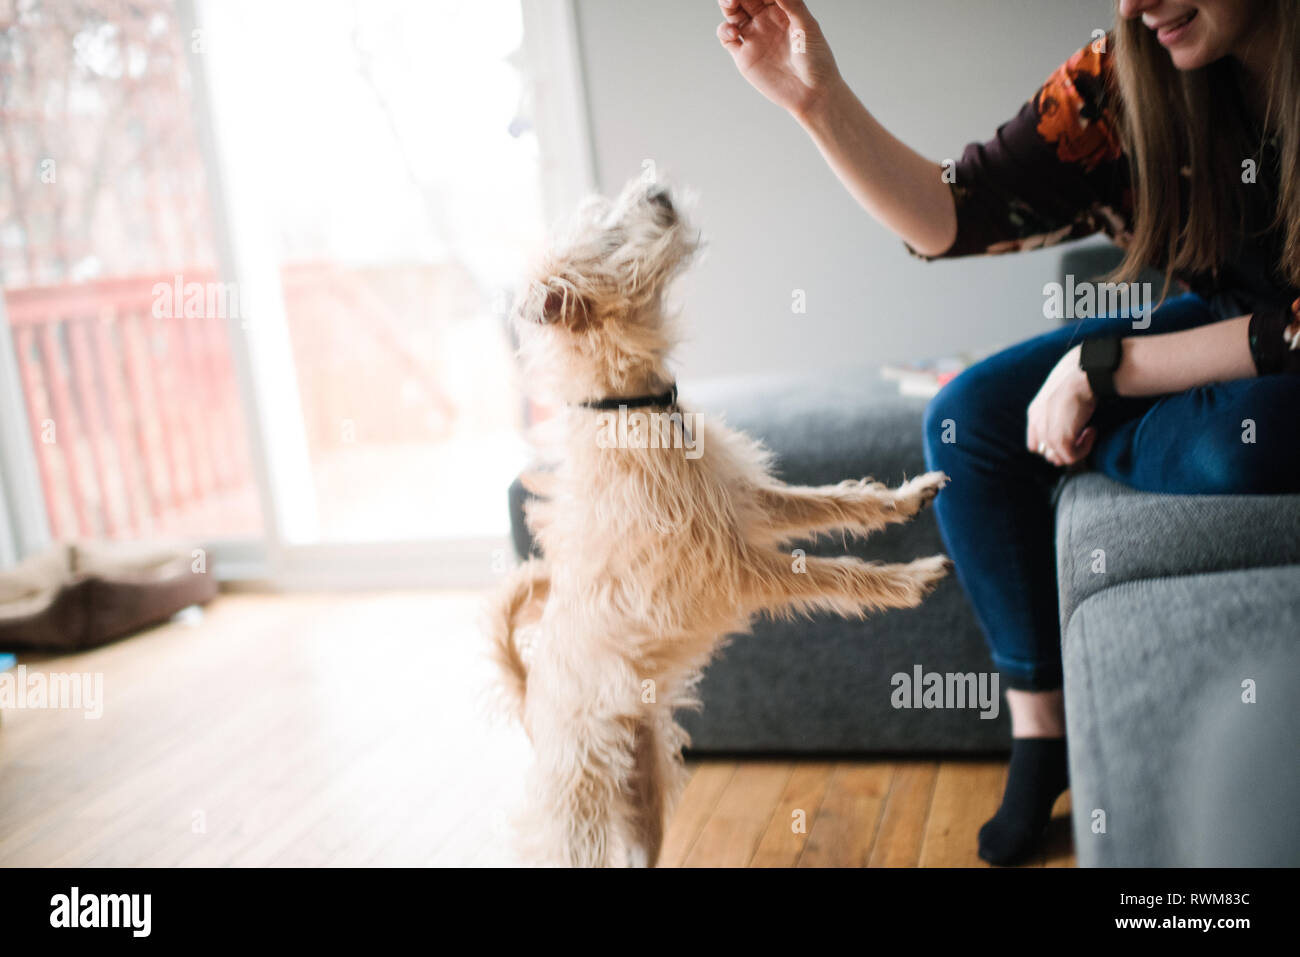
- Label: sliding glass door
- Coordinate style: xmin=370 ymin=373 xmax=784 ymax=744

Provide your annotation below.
xmin=194 ymin=0 xmax=541 ymax=545
xmin=0 ymin=0 xmax=580 ymax=583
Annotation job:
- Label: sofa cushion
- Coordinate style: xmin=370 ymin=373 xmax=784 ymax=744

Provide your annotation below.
xmin=1055 ymin=472 xmax=1300 ymax=633
xmin=1063 ymin=564 xmax=1300 ymax=866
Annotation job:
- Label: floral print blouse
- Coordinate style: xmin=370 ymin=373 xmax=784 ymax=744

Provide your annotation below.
xmin=912 ymin=37 xmax=1300 ymax=375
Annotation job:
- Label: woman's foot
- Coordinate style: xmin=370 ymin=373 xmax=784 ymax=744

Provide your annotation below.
xmin=978 ymin=736 xmax=1068 ymax=865
xmin=978 ymin=687 xmax=1068 ymax=866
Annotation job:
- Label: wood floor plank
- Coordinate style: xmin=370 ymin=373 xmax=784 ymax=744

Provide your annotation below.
xmin=797 ymin=763 xmax=894 ymax=868
xmin=749 ymin=762 xmax=834 ymax=868
xmin=681 ymin=762 xmax=792 ymax=868
xmin=868 ymin=760 xmax=939 ymax=868
xmin=657 ymin=762 xmax=734 ymax=868
xmin=917 ymin=760 xmax=1007 ymax=867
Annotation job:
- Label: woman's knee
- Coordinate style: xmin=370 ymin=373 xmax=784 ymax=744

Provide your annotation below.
xmin=922 ymin=356 xmax=1027 ymax=469
xmin=923 ymin=373 xmax=978 ymax=469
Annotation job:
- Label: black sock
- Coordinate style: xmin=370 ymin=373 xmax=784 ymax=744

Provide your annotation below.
xmin=978 ymin=737 xmax=1069 ymax=866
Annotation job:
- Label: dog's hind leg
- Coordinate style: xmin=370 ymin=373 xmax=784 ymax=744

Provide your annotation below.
xmin=523 ymin=667 xmax=639 ymax=867
xmin=750 ymin=472 xmax=948 ymax=544
xmin=625 ymin=719 xmax=667 ymax=867
xmin=742 ymin=549 xmax=951 ymax=619
xmin=528 ymin=728 xmax=626 ymax=867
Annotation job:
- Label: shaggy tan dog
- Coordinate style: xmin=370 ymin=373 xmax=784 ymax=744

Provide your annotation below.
xmin=489 ymin=174 xmax=950 ymax=867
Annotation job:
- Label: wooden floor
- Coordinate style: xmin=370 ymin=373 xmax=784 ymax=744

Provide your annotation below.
xmin=663 ymin=760 xmax=1072 ymax=867
xmin=0 ymin=592 xmax=1072 ymax=867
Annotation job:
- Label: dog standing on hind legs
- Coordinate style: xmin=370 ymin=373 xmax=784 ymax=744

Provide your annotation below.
xmin=488 ymin=174 xmax=951 ymax=867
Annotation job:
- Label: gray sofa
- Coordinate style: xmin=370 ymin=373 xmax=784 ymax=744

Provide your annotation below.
xmin=1056 ymin=474 xmax=1300 ymax=866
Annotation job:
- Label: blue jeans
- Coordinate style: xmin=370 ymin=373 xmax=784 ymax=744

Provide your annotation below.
xmin=923 ymin=293 xmax=1300 ymax=690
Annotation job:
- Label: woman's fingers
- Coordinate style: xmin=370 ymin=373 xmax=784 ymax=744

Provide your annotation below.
xmin=1047 ymin=417 xmax=1092 ymax=467
xmin=735 ymin=0 xmax=772 ymax=20
xmin=718 ymin=0 xmax=748 ymax=23
xmin=1037 ymin=434 xmax=1061 ymax=465
xmin=1029 ymin=411 xmax=1077 ymax=467
xmin=1074 ymin=426 xmax=1097 ymax=461
xmin=773 ymin=0 xmax=814 ymax=30
xmin=717 ymin=20 xmax=743 ymax=48
xmin=1045 ymin=405 xmax=1077 ymax=466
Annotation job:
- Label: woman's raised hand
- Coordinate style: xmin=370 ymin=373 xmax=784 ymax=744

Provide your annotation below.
xmin=716 ymin=0 xmax=842 ymax=120
xmin=716 ymin=0 xmax=958 ymax=257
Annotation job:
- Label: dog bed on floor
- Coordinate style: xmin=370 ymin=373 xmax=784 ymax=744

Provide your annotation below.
xmin=0 ymin=542 xmax=217 ymax=652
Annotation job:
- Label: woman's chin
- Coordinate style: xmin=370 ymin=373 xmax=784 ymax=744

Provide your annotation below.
xmin=1166 ymin=45 xmax=1216 ymax=71
xmin=1162 ymin=26 xmax=1229 ymax=73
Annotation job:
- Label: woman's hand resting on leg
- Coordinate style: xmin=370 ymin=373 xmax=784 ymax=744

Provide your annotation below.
xmin=1027 ymin=345 xmax=1097 ymax=467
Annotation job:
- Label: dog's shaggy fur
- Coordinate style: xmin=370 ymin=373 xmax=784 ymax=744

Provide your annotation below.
xmin=489 ymin=175 xmax=951 ymax=867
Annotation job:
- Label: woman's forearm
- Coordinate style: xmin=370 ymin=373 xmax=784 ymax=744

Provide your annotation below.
xmin=795 ymin=80 xmax=957 ymax=257
xmin=1113 ymin=315 xmax=1256 ymax=397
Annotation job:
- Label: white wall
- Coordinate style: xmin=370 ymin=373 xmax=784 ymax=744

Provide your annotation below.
xmin=573 ymin=0 xmax=1115 ymax=379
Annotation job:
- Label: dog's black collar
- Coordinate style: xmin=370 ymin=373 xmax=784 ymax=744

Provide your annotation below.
xmin=577 ymin=383 xmax=678 ymax=410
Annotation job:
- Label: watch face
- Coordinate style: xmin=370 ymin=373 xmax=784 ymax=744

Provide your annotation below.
xmin=1083 ymin=336 xmax=1121 ymax=371
xmin=1081 ymin=337 xmax=1121 ymax=398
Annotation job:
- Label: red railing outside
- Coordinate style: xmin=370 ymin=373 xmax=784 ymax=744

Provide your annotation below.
xmin=5 ymin=270 xmax=260 ymax=542
xmin=4 ymin=260 xmax=502 ymax=544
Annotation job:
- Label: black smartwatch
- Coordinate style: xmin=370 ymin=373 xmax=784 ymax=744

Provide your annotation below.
xmin=1080 ymin=336 xmax=1123 ymax=399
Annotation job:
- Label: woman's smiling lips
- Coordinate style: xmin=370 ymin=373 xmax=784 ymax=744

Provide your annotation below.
xmin=1146 ymin=9 xmax=1198 ymax=46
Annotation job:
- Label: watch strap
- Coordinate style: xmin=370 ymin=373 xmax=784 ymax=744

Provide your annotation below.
xmin=1080 ymin=336 xmax=1122 ymax=399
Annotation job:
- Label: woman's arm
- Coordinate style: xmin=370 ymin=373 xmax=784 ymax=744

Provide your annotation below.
xmin=1113 ymin=316 xmax=1255 ymax=396
xmin=716 ymin=0 xmax=956 ymax=256
xmin=1027 ymin=316 xmax=1256 ymax=466
xmin=796 ymin=82 xmax=958 ymax=257
xmin=719 ymin=5 xmax=1128 ymax=262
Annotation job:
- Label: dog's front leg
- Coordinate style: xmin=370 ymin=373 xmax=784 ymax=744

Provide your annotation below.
xmin=741 ymin=548 xmax=951 ymax=620
xmin=750 ymin=471 xmax=948 ymax=544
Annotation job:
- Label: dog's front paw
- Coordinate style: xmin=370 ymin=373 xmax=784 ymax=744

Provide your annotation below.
xmin=906 ymin=554 xmax=952 ymax=595
xmin=891 ymin=471 xmax=949 ymax=516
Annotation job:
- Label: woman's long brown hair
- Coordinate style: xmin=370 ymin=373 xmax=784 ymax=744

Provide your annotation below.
xmin=1111 ymin=2 xmax=1300 ymax=294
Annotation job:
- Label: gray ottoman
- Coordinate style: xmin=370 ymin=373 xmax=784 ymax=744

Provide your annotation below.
xmin=510 ymin=367 xmax=1009 ymax=753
